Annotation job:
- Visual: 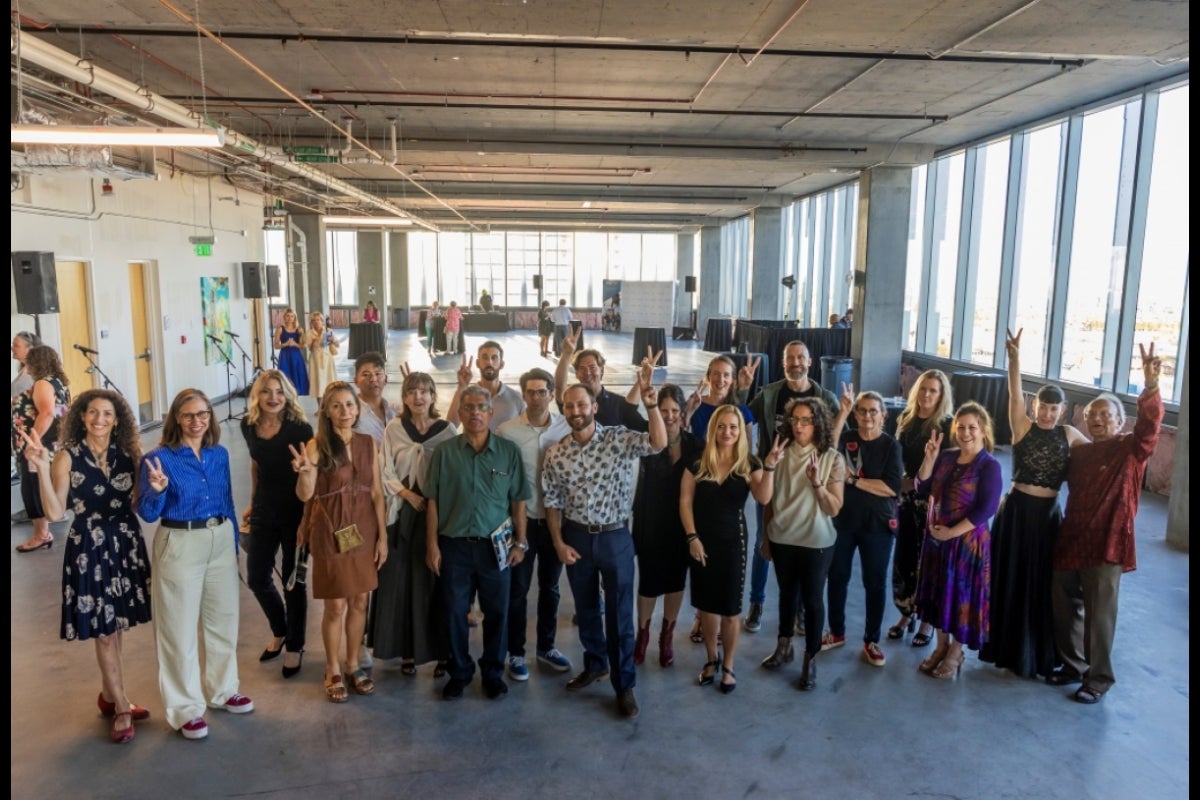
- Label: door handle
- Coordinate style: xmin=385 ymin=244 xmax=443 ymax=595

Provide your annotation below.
xmin=136 ymin=348 xmax=152 ymax=361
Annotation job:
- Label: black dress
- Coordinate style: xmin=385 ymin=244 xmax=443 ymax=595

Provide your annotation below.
xmin=688 ymin=456 xmax=760 ymax=617
xmin=632 ymin=431 xmax=703 ymax=598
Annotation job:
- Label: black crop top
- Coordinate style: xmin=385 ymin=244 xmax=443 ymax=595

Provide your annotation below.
xmin=1011 ymin=424 xmax=1070 ymax=489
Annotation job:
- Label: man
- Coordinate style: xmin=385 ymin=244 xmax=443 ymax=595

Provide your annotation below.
xmin=742 ymin=340 xmax=839 ymax=633
xmin=550 ymin=298 xmax=574 ymax=356
xmin=447 ymin=340 xmax=526 ymax=432
xmin=542 ymin=379 xmax=666 ymax=719
xmin=497 ymin=368 xmax=575 ymax=681
xmin=554 ymin=327 xmax=648 ymax=432
xmin=426 ymin=386 xmax=530 ymax=701
xmin=1050 ymin=344 xmax=1163 ymax=704
xmin=353 ymin=352 xmax=397 ymax=445
xmin=828 ymin=312 xmax=843 ymax=328
xmin=836 ymin=308 xmax=854 ymax=328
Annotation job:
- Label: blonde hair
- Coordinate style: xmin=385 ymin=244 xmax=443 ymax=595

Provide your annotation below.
xmin=896 ymin=369 xmax=953 ymax=438
xmin=245 ymin=370 xmax=308 ymax=426
xmin=953 ymin=401 xmax=995 ymax=453
xmin=694 ymin=405 xmax=753 ymax=483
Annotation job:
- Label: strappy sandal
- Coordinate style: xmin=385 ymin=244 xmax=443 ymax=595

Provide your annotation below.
xmin=697 ymin=660 xmax=720 ymax=686
xmin=719 ymin=668 xmax=737 ymax=694
xmin=325 ymin=674 xmax=348 ymax=703
xmin=1073 ymin=686 xmax=1103 ymax=704
xmin=911 ymin=626 xmax=933 ymax=648
xmin=689 ymin=618 xmax=704 ymax=644
xmin=434 ymin=661 xmax=448 ymax=678
xmin=400 ymin=660 xmax=417 ymax=676
xmin=349 ymin=669 xmax=376 ymax=695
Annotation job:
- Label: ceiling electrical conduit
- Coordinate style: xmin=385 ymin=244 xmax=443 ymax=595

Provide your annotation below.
xmin=13 ymin=31 xmax=439 ymax=230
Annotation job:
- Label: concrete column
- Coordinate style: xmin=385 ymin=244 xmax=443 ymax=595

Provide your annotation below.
xmin=852 ymin=166 xmax=912 ymax=397
xmin=388 ymin=231 xmax=410 ymax=328
xmin=289 ymin=213 xmax=325 ymax=314
xmin=750 ymin=207 xmax=784 ymax=319
xmin=355 ymin=230 xmax=385 ymax=318
xmin=1166 ymin=347 xmax=1188 ymax=551
xmin=697 ymin=225 xmax=722 ymax=333
xmin=674 ymin=232 xmax=696 ymax=328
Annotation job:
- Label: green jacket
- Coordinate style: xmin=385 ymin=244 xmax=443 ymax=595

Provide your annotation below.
xmin=747 ymin=378 xmax=838 ymax=458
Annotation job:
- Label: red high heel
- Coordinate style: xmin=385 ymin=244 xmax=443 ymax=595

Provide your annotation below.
xmin=110 ymin=711 xmax=135 ymax=744
xmin=633 ymin=622 xmax=651 ymax=666
xmin=98 ymin=693 xmax=151 ymax=721
xmin=658 ymin=619 xmax=676 ymax=667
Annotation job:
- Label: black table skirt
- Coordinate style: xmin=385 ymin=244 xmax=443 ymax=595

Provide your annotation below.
xmin=950 ymin=371 xmax=1012 ymax=445
xmin=347 ymin=322 xmax=385 ymax=360
xmin=462 ymin=312 xmax=508 ymax=333
xmin=728 ymin=352 xmax=770 ymax=400
xmin=415 ymin=312 xmax=448 ymax=351
xmin=632 ymin=327 xmax=668 ymax=366
xmin=704 ymin=318 xmax=733 ymax=352
xmin=735 ymin=324 xmax=850 ymax=386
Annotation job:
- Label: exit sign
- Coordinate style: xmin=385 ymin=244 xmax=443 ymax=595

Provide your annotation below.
xmin=194 ymin=243 xmax=213 ymax=257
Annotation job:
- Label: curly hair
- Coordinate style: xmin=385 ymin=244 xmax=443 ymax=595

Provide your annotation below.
xmin=245 ymin=370 xmax=308 ymax=426
xmin=783 ymin=397 xmax=835 ymax=453
xmin=61 ymin=389 xmax=140 ymax=459
xmin=314 ymin=382 xmax=361 ymax=470
xmin=400 ymin=372 xmax=441 ymax=421
xmin=160 ymin=388 xmax=220 ymax=448
xmin=24 ymin=345 xmax=69 ymax=385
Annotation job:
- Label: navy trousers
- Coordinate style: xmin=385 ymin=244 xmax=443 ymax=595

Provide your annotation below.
xmin=507 ymin=518 xmax=565 ymax=657
xmin=562 ymin=524 xmax=636 ymax=693
xmin=439 ymin=536 xmax=511 ymax=683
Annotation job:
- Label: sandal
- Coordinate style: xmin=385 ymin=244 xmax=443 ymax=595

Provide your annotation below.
xmin=325 ymin=674 xmax=348 ymax=703
xmin=349 ymin=669 xmax=375 ymax=695
xmin=400 ymin=660 xmax=417 ymax=676
xmin=697 ymin=660 xmax=720 ymax=687
xmin=1073 ymin=686 xmax=1103 ymax=704
xmin=911 ymin=628 xmax=933 ymax=648
xmin=689 ymin=618 xmax=704 ymax=644
xmin=434 ymin=660 xmax=448 ymax=678
xmin=887 ymin=616 xmax=915 ymax=640
xmin=719 ymin=668 xmax=737 ymax=694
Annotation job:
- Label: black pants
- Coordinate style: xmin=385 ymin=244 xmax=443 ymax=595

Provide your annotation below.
xmin=507 ymin=519 xmax=564 ymax=657
xmin=770 ymin=541 xmax=834 ymax=657
xmin=440 ymin=536 xmax=511 ymax=683
xmin=244 ymin=518 xmax=307 ymax=653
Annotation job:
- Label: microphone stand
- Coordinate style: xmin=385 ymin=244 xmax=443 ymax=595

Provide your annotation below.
xmin=77 ymin=348 xmax=124 ymax=397
xmin=225 ymin=333 xmax=254 ymax=398
xmin=208 ymin=336 xmax=242 ymax=423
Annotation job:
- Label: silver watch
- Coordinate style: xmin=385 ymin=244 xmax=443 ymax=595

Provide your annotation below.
xmin=516 ymin=541 xmax=529 ymax=552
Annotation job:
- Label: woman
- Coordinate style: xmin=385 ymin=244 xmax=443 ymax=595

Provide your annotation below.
xmin=292 ymin=382 xmax=387 ymax=702
xmin=760 ymin=398 xmax=845 ymax=690
xmin=889 ymin=370 xmax=954 ymax=647
xmin=377 ymin=372 xmax=456 ymax=674
xmin=981 ymin=329 xmax=1087 ymax=679
xmin=443 ymin=301 xmax=464 ymax=356
xmin=680 ymin=405 xmax=782 ymax=694
xmin=240 ymin=371 xmax=313 ymax=679
xmin=10 ymin=330 xmax=40 ymax=398
xmin=685 ymin=355 xmax=757 ymax=442
xmin=23 ymin=389 xmax=152 ymax=743
xmin=363 ymin=301 xmax=380 ymax=323
xmin=631 ymin=384 xmax=702 ymax=668
xmin=137 ymin=389 xmax=249 ymax=740
xmin=306 ymin=312 xmax=339 ymax=399
xmin=12 ymin=344 xmax=70 ymax=552
xmin=537 ymin=300 xmax=554 ymax=358
xmin=425 ymin=300 xmax=443 ymax=356
xmin=274 ymin=308 xmax=309 ymax=396
xmin=914 ymin=402 xmax=1004 ymax=679
xmin=825 ymin=390 xmax=903 ymax=667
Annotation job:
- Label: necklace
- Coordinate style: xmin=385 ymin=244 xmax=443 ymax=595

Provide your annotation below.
xmin=667 ymin=434 xmax=682 ymax=447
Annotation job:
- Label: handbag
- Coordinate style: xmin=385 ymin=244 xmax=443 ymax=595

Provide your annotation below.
xmin=333 ymin=522 xmax=364 ymax=553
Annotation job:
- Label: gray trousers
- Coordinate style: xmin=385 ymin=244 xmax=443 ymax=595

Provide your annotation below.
xmin=1052 ymin=562 xmax=1123 ymax=693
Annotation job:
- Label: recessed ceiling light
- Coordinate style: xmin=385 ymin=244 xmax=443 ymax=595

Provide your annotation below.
xmin=582 ymin=201 xmax=592 ymax=208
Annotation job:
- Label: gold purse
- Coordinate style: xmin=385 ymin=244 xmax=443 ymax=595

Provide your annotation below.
xmin=333 ymin=522 xmax=364 ymax=553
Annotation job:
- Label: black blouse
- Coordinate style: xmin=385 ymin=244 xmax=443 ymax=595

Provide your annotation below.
xmin=241 ymin=416 xmax=314 ymax=528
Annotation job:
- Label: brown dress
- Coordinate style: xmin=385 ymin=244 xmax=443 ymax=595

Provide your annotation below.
xmin=303 ymin=432 xmax=380 ymax=599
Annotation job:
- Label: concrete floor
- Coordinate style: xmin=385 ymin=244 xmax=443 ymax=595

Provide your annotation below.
xmin=9 ymin=329 xmax=1190 ymax=800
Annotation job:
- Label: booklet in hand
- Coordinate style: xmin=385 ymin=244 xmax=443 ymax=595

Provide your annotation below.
xmin=490 ymin=516 xmax=515 ymax=571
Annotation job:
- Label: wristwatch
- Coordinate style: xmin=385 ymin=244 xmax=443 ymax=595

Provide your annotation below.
xmin=515 ymin=541 xmax=530 ymax=552
xmin=847 ymin=474 xmax=858 ymax=486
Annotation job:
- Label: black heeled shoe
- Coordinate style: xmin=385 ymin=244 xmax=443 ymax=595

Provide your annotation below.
xmin=697 ymin=660 xmax=720 ymax=686
xmin=281 ymin=650 xmax=303 ymax=679
xmin=797 ymin=653 xmax=817 ymax=691
xmin=259 ymin=639 xmax=285 ymax=662
xmin=887 ymin=616 xmax=916 ymax=640
xmin=719 ymin=668 xmax=737 ymax=694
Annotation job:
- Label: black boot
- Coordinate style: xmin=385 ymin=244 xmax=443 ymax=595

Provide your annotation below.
xmin=797 ymin=653 xmax=817 ymax=691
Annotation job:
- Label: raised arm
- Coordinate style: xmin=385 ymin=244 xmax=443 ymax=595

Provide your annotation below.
xmin=445 ymin=353 xmax=474 ymax=426
xmin=830 ymin=382 xmax=854 ymax=450
xmin=554 ymin=327 xmax=580 ymax=405
xmin=1006 ymin=328 xmax=1032 ymax=444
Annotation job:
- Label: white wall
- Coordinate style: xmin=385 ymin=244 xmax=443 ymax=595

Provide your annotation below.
xmin=11 ymin=170 xmax=265 ymax=416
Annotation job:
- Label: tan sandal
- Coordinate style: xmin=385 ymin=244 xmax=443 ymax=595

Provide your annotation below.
xmin=325 ymin=674 xmax=348 ymax=703
xmin=349 ymin=669 xmax=375 ymax=695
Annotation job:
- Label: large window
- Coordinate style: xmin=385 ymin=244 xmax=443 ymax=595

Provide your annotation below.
xmin=263 ymin=228 xmax=288 ymax=304
xmin=929 ymin=153 xmax=965 ymax=357
xmin=965 ymin=139 xmax=1010 ymax=365
xmin=719 ymin=217 xmax=751 ymax=317
xmin=326 ymin=230 xmax=358 ymax=306
xmin=903 ymin=166 xmax=927 ymax=349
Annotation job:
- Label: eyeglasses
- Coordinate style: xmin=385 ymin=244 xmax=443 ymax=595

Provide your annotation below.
xmin=790 ymin=416 xmax=815 ymax=426
xmin=461 ymin=403 xmax=492 ymax=413
xmin=179 ymin=411 xmax=211 ymax=422
xmin=854 ymin=407 xmax=881 ymax=417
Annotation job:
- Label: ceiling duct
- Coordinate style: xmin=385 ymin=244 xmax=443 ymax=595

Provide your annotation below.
xmin=12 ymin=107 xmax=156 ymax=180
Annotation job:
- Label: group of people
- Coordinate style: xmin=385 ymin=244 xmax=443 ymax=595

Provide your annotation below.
xmin=273 ymin=308 xmax=341 ymax=398
xmin=422 ymin=300 xmax=465 ymax=357
xmin=9 ymin=318 xmax=1164 ymax=741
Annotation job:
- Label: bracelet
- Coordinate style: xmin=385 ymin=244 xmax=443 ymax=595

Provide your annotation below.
xmin=686 ymin=533 xmax=699 ymax=542
xmin=762 ymin=466 xmax=776 ymax=472
xmin=811 ymin=482 xmax=823 ymax=489
xmin=644 ymin=403 xmax=658 ymax=409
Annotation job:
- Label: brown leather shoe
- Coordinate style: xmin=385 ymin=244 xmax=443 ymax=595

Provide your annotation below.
xmin=617 ymin=689 xmax=640 ymax=719
xmin=565 ymin=668 xmax=609 ymax=691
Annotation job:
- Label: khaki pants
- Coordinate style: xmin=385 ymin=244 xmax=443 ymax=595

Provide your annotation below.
xmin=152 ymin=521 xmax=241 ymax=729
xmin=1052 ymin=562 xmax=1122 ymax=694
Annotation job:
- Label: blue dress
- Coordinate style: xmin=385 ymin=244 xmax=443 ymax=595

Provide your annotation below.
xmin=61 ymin=443 xmax=152 ymax=641
xmin=278 ymin=327 xmax=310 ymax=395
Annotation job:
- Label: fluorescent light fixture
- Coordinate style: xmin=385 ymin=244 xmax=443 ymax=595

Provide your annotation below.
xmin=323 ymin=216 xmax=413 ymax=226
xmin=11 ymin=124 xmax=225 ymax=147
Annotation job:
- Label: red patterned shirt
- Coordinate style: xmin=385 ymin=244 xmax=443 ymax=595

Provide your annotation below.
xmin=1054 ymin=389 xmax=1163 ymax=573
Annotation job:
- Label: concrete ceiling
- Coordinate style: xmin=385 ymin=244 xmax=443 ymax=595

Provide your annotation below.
xmin=11 ymin=0 xmax=1190 ymax=231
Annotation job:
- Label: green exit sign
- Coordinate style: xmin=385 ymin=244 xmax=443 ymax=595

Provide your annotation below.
xmin=194 ymin=243 xmax=213 ymax=257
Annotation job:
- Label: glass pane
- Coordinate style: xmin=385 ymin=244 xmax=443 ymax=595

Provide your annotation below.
xmin=263 ymin=229 xmax=288 ymax=304
xmin=642 ymin=234 xmax=677 ymax=281
xmin=407 ymin=232 xmax=437 ymax=307
xmin=904 ymin=165 xmax=927 ymax=350
xmin=969 ymin=139 xmax=1010 ymax=366
xmin=575 ymin=232 xmax=606 ymax=307
xmin=541 ymin=233 xmax=573 ymax=305
xmin=326 ymin=230 xmax=358 ymax=306
xmin=472 ymin=232 xmax=506 ymax=308
xmin=1131 ymin=84 xmax=1189 ymax=400
xmin=931 ymin=153 xmax=965 ymax=357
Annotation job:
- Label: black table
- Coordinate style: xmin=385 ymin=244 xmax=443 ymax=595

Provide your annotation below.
xmin=704 ymin=318 xmax=733 ymax=352
xmin=729 ymin=351 xmax=770 ymax=400
xmin=631 ymin=327 xmax=668 ymax=366
xmin=415 ymin=312 xmax=448 ymax=351
xmin=462 ymin=312 xmax=508 ymax=333
xmin=951 ymin=371 xmax=1012 ymax=445
xmin=347 ymin=322 xmax=385 ymax=360
xmin=882 ymin=397 xmax=907 ymax=438
xmin=569 ymin=320 xmax=584 ymax=351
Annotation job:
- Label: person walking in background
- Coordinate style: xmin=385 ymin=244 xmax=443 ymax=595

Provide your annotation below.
xmin=23 ymin=389 xmax=152 ymax=743
xmin=293 ymin=382 xmax=388 ymax=703
xmin=12 ymin=344 xmax=70 ymax=552
xmin=137 ymin=389 xmax=251 ymax=740
xmin=425 ymin=301 xmax=443 ymax=357
xmin=914 ymin=403 xmax=1004 ymax=680
xmin=537 ymin=300 xmax=555 ymax=358
xmin=443 ymin=300 xmax=464 ymax=356
xmin=9 ymin=330 xmax=40 ymax=510
xmin=274 ymin=309 xmax=309 ymax=397
xmin=362 ymin=301 xmax=380 ymax=323
xmin=240 ymin=370 xmax=313 ymax=680
xmin=550 ymin=298 xmax=573 ymax=356
xmin=306 ymin=312 xmax=339 ymax=399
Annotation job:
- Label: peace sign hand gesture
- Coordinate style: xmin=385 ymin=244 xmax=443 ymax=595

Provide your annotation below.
xmin=839 ymin=382 xmax=855 ymax=416
xmin=456 ymin=354 xmax=474 ymax=388
xmin=561 ymin=325 xmax=581 ymax=359
xmin=18 ymin=428 xmax=50 ymax=472
xmin=1005 ymin=327 xmax=1023 ymax=361
xmin=765 ymin=433 xmax=786 ymax=469
xmin=737 ymin=356 xmax=761 ymax=393
xmin=145 ymin=456 xmax=169 ymax=493
xmin=924 ymin=429 xmax=944 ymax=463
xmin=1139 ymin=342 xmax=1162 ymax=389
xmin=640 ymin=375 xmax=660 ymax=409
xmin=638 ymin=345 xmax=663 ymax=387
xmin=399 ymin=361 xmax=412 ymax=380
xmin=288 ymin=443 xmax=315 ymax=476
xmin=805 ymin=450 xmax=822 ymax=485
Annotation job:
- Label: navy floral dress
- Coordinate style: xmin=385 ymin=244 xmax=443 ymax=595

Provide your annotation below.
xmin=61 ymin=443 xmax=152 ymax=641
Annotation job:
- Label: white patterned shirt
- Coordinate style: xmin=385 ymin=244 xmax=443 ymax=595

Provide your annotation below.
xmin=541 ymin=423 xmax=659 ymax=527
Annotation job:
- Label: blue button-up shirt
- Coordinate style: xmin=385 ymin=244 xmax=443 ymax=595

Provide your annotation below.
xmin=137 ymin=444 xmax=240 ymax=539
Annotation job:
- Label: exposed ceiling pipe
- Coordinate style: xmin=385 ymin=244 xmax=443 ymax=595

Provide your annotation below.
xmin=744 ymin=0 xmax=814 ymax=68
xmin=929 ymin=0 xmax=1046 ymax=59
xmin=341 ymin=118 xmax=353 ymax=154
xmin=12 ymin=30 xmax=439 ymax=230
xmin=386 ymin=118 xmax=398 ymax=166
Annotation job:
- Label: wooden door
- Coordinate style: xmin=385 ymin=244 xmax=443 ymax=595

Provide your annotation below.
xmin=54 ymin=260 xmax=94 ymax=394
xmin=127 ymin=263 xmax=156 ymax=424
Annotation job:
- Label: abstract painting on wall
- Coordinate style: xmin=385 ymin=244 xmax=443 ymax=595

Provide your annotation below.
xmin=200 ymin=276 xmax=231 ymax=366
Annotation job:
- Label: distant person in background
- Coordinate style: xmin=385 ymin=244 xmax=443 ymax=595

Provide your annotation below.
xmin=551 ymin=298 xmax=573 ymax=356
xmin=479 ymin=289 xmax=494 ymax=312
xmin=306 ymin=312 xmax=339 ymax=399
xmin=836 ymin=309 xmax=854 ymax=328
xmin=10 ymin=330 xmax=41 ymax=495
xmin=274 ymin=309 xmax=309 ymax=396
xmin=13 ymin=344 xmax=71 ymax=552
xmin=443 ymin=300 xmax=464 ymax=356
xmin=828 ymin=313 xmax=842 ymax=328
xmin=363 ymin=301 xmax=380 ymax=324
xmin=425 ymin=301 xmax=443 ymax=357
xmin=537 ymin=300 xmax=554 ymax=358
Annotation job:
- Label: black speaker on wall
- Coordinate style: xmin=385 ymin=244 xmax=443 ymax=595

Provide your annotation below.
xmin=684 ymin=275 xmax=697 ymax=293
xmin=264 ymin=264 xmax=281 ymax=297
xmin=532 ymin=274 xmax=542 ymax=290
xmin=242 ymin=261 xmax=266 ymax=298
xmin=12 ymin=251 xmax=60 ymax=314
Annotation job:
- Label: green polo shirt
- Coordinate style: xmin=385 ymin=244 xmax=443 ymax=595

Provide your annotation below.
xmin=426 ymin=432 xmax=529 ymax=538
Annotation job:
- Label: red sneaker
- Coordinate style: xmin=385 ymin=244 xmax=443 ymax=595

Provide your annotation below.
xmin=215 ymin=693 xmax=254 ymax=714
xmin=181 ymin=718 xmax=208 ymax=740
xmin=820 ymin=632 xmax=846 ymax=652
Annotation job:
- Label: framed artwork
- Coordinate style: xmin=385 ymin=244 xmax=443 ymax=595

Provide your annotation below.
xmin=200 ymin=276 xmax=231 ymax=366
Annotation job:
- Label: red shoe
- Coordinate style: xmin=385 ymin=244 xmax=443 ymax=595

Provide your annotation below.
xmin=98 ymin=693 xmax=151 ymax=721
xmin=820 ymin=632 xmax=846 ymax=652
xmin=633 ymin=622 xmax=650 ymax=666
xmin=181 ymin=718 xmax=208 ymax=740
xmin=214 ymin=693 xmax=254 ymax=714
xmin=109 ymin=711 xmax=135 ymax=744
xmin=658 ymin=619 xmax=676 ymax=668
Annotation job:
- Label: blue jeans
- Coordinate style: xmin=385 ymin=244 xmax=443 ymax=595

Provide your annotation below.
xmin=507 ymin=519 xmax=564 ymax=657
xmin=826 ymin=525 xmax=895 ymax=645
xmin=562 ymin=523 xmax=636 ymax=692
xmin=749 ymin=503 xmax=770 ymax=604
xmin=439 ymin=536 xmax=511 ymax=683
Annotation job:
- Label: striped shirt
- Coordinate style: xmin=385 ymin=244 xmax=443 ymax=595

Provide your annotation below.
xmin=136 ymin=444 xmax=239 ymax=538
